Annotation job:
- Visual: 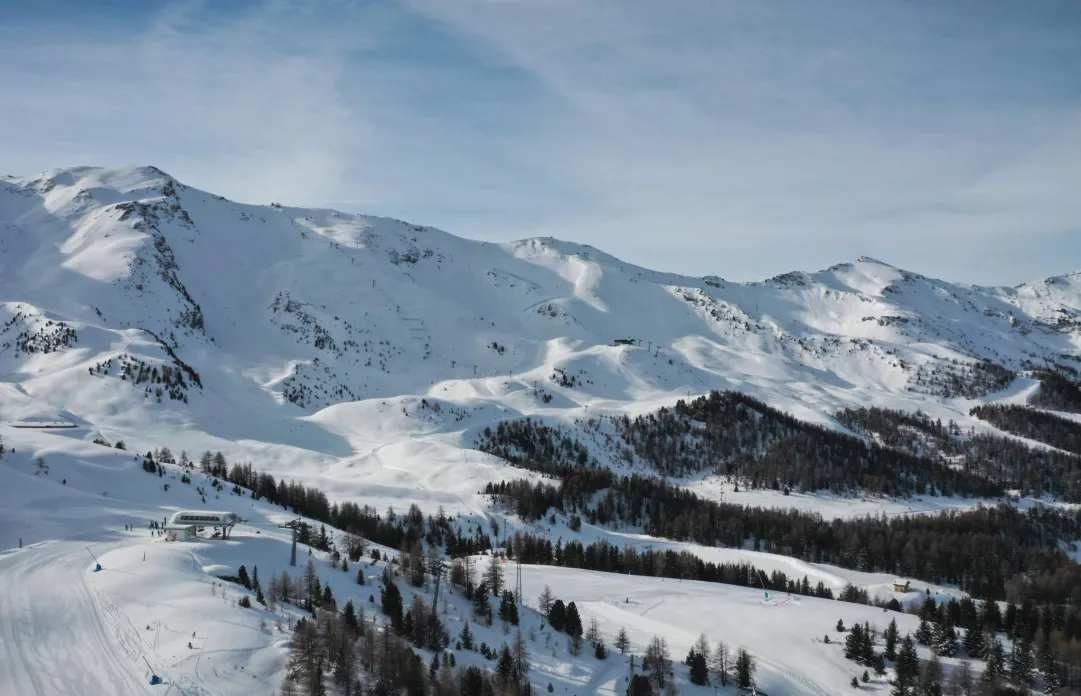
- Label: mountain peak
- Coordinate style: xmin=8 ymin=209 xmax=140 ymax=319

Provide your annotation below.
xmin=855 ymin=256 xmax=896 ymax=267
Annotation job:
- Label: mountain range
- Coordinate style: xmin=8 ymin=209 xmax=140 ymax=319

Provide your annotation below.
xmin=1 ymin=165 xmax=1080 ymax=513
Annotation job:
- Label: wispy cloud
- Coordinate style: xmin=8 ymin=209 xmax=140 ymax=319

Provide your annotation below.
xmin=1 ymin=0 xmax=1078 ymax=284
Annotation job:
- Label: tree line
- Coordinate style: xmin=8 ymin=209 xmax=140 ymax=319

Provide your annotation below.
xmin=839 ymin=406 xmax=1081 ymax=502
xmin=477 ymin=391 xmax=1001 ymax=500
xmin=483 ymin=475 xmax=1081 ymax=606
xmin=970 ymin=404 xmax=1081 ymax=457
xmin=1031 ymin=369 xmax=1081 ymax=413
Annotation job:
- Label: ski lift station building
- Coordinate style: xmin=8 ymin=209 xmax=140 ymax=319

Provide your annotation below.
xmin=164 ymin=510 xmax=240 ymax=541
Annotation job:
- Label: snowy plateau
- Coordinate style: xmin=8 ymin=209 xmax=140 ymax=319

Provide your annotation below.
xmin=0 ymin=165 xmax=1079 ymax=696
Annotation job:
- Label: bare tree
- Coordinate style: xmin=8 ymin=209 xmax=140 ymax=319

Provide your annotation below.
xmin=615 ymin=627 xmax=631 ymax=655
xmin=538 ymin=585 xmax=555 ymax=615
xmin=485 ymin=553 xmax=505 ymax=597
xmin=586 ymin=616 xmax=603 ymax=646
xmin=644 ymin=636 xmax=673 ymax=688
xmin=712 ymin=640 xmax=730 ymax=687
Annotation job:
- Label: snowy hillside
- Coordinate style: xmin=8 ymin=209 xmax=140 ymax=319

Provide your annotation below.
xmin=2 ymin=165 xmax=1081 ymax=695
xmin=2 ymin=165 xmax=1080 ymax=519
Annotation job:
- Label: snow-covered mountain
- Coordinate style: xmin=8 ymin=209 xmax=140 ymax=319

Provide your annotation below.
xmin=2 ymin=165 xmax=1080 ymax=508
xmin=3 ymin=165 xmax=1080 ymax=696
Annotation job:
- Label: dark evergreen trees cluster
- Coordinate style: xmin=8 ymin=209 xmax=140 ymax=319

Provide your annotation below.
xmin=490 ymin=473 xmax=1081 ymax=605
xmin=4 ymin=317 xmax=78 ymax=356
xmin=843 ymin=622 xmax=878 ymax=667
xmin=971 ymin=403 xmax=1081 ymax=456
xmin=1031 ymin=369 xmax=1081 ymax=413
xmin=839 ymin=405 xmax=1081 ymax=501
xmin=477 ymin=391 xmax=999 ymax=498
xmin=88 ymin=353 xmax=190 ymax=402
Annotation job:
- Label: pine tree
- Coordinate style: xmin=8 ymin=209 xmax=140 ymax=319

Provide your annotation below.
xmin=1039 ymin=640 xmax=1060 ymax=693
xmin=499 ymin=590 xmax=519 ymax=626
xmin=565 ymin=602 xmax=583 ymax=637
xmin=238 ymin=565 xmax=251 ymax=589
xmin=983 ymin=638 xmax=1005 ymax=684
xmin=916 ymin=619 xmax=933 ymax=646
xmin=689 ymin=650 xmax=709 ymax=686
xmin=321 ymin=584 xmax=335 ymax=612
xmin=1009 ymin=634 xmax=1034 ymax=687
xmin=884 ymin=619 xmax=899 ymax=661
xmin=548 ymin=599 xmax=566 ymax=632
xmin=460 ymin=621 xmax=475 ymax=650
xmin=860 ymin=622 xmax=876 ymax=666
xmin=356 ymin=568 xmax=365 ymax=585
xmin=497 ymin=645 xmax=515 ymax=685
xmin=892 ymin=635 xmax=920 ymax=696
xmin=838 ymin=619 xmax=846 ymax=632
xmin=473 ymin=581 xmax=491 ymax=625
xmin=962 ymin=626 xmax=984 ymax=659
xmin=933 ymin=622 xmax=958 ymax=658
xmin=380 ymin=576 xmax=403 ymax=631
xmin=845 ymin=624 xmax=866 ymax=662
xmin=628 ymin=674 xmax=654 ymax=696
xmin=735 ymin=648 xmax=756 ymax=689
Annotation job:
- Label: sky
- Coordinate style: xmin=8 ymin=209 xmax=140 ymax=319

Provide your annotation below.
xmin=1 ymin=0 xmax=1080 ymax=285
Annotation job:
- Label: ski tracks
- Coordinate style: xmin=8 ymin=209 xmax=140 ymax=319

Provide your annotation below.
xmin=0 ymin=542 xmax=152 ymax=695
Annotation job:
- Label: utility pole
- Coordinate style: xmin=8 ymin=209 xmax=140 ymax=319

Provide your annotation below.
xmin=278 ymin=519 xmax=302 ymax=566
xmin=515 ymin=555 xmax=523 ymax=605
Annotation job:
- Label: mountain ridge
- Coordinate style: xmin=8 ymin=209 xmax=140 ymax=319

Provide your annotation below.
xmin=1 ymin=164 xmax=1080 ymax=513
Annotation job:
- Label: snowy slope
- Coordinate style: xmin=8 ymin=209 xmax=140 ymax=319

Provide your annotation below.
xmin=1 ymin=165 xmax=1080 ymax=525
xmin=0 ymin=425 xmax=965 ymax=696
xmin=3 ymin=164 xmax=1075 ymax=696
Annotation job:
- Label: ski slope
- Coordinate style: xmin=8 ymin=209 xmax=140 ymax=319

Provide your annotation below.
xmin=1 ymin=164 xmax=1078 ymax=694
xmin=0 ymin=419 xmax=975 ymax=696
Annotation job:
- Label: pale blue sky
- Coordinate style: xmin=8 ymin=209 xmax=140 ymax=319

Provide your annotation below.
xmin=2 ymin=0 xmax=1079 ymax=284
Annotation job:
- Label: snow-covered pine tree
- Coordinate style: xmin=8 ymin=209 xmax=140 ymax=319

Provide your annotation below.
xmin=962 ymin=626 xmax=984 ymax=658
xmin=983 ymin=638 xmax=1005 ymax=684
xmin=915 ymin=619 xmax=933 ymax=646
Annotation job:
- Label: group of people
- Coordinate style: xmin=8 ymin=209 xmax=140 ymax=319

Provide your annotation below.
xmin=121 ymin=519 xmax=171 ymax=537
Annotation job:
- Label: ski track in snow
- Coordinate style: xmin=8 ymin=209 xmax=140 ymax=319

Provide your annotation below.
xmin=0 ymin=542 xmax=151 ymax=696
